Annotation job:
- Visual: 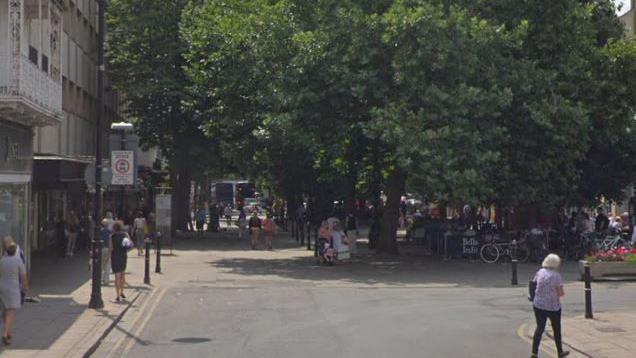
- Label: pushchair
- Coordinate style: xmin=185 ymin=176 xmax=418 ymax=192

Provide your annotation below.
xmin=316 ymin=238 xmax=336 ymax=265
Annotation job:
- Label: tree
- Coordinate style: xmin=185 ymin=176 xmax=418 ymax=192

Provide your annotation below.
xmin=107 ymin=0 xmax=214 ymax=230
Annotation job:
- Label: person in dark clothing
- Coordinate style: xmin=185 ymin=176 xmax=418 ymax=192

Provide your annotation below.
xmin=248 ymin=213 xmax=262 ymax=249
xmin=595 ymin=207 xmax=609 ymax=233
xmin=55 ymin=215 xmax=67 ymax=258
xmin=109 ymin=221 xmax=129 ymax=302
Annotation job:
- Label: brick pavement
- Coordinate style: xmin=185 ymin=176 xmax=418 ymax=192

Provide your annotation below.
xmin=520 ymin=312 xmax=636 ymax=358
xmin=0 ymin=252 xmax=147 ymax=358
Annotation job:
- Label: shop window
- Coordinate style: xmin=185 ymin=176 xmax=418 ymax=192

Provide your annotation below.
xmin=29 ymin=46 xmax=38 ymax=65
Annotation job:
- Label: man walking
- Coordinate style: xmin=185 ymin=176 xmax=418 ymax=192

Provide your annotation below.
xmin=224 ymin=204 xmax=233 ymax=228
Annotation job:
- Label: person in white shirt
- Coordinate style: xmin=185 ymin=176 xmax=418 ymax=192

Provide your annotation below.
xmin=132 ymin=211 xmax=147 ymax=256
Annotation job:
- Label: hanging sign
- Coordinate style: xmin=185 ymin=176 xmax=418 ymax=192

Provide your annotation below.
xmin=111 ymin=150 xmax=134 ymax=185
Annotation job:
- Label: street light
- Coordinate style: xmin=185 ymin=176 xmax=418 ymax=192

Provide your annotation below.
xmin=110 ymin=121 xmax=134 ymax=219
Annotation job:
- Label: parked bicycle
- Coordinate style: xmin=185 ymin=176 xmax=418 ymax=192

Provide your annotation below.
xmin=480 ymin=235 xmax=529 ymax=264
xmin=597 ymin=234 xmax=631 ymax=252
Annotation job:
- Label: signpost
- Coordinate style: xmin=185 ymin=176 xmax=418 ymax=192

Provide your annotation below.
xmin=111 ymin=150 xmax=134 ymax=185
xmin=155 ymin=194 xmax=173 ymax=250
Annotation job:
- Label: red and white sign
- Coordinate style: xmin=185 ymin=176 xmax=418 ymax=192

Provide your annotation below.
xmin=111 ymin=150 xmax=134 ymax=185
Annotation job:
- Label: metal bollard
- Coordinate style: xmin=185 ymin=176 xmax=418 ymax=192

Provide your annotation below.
xmin=144 ymin=239 xmax=151 ymax=285
xmin=511 ymin=240 xmax=518 ymax=285
xmin=584 ymin=263 xmax=593 ymax=319
xmin=155 ymin=233 xmax=162 ymax=274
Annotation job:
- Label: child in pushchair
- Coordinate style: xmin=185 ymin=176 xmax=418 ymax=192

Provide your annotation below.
xmin=317 ymin=221 xmax=335 ymax=264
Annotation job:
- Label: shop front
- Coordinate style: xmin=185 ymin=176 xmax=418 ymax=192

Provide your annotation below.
xmin=32 ymin=156 xmax=90 ymax=251
xmin=0 ymin=121 xmax=34 ymax=269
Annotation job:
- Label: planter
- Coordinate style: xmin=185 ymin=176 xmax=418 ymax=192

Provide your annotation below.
xmin=579 ymin=260 xmax=636 ymax=280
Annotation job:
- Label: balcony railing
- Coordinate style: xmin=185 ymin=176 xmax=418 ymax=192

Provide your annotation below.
xmin=0 ymin=53 xmax=63 ymax=123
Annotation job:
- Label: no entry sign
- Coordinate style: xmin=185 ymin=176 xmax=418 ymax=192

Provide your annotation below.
xmin=111 ymin=150 xmax=135 ymax=185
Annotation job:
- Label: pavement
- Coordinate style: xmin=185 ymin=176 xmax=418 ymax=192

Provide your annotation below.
xmin=0 ymin=250 xmax=148 ymax=358
xmin=0 ymin=224 xmax=634 ymax=357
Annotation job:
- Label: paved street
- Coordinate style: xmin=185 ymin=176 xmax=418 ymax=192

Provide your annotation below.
xmin=91 ymin=230 xmax=636 ymax=358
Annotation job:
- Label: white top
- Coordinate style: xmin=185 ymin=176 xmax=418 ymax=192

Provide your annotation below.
xmin=331 ymin=230 xmax=347 ymax=253
xmin=104 ymin=218 xmax=115 ymax=232
xmin=133 ymin=217 xmax=147 ymax=232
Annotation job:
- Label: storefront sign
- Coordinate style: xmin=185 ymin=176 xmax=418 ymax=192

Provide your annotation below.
xmin=462 ymin=237 xmax=480 ymax=255
xmin=111 ymin=150 xmax=134 ymax=185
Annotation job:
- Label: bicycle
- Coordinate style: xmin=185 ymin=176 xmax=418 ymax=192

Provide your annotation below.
xmin=597 ymin=234 xmax=631 ymax=252
xmin=480 ymin=237 xmax=529 ymax=264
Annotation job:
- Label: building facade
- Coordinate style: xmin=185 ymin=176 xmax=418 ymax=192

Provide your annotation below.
xmin=31 ymin=0 xmax=123 ymax=253
xmin=0 ymin=0 xmax=65 ymax=267
xmin=1 ymin=0 xmax=124 ymax=263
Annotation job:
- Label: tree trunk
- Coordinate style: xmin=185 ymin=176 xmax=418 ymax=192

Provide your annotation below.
xmin=171 ymin=152 xmax=192 ymax=232
xmin=376 ymin=168 xmax=406 ymax=255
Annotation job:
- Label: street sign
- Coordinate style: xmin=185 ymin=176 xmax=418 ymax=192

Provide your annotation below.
xmin=84 ymin=163 xmax=113 ymax=186
xmin=111 ymin=150 xmax=134 ymax=185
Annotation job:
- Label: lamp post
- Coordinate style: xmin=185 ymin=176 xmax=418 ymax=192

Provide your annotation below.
xmin=89 ymin=0 xmax=106 ymax=310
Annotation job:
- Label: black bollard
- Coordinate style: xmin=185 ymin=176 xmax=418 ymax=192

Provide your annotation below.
xmin=144 ymin=239 xmax=151 ymax=285
xmin=511 ymin=240 xmax=518 ymax=285
xmin=584 ymin=263 xmax=593 ymax=319
xmin=155 ymin=232 xmax=162 ymax=274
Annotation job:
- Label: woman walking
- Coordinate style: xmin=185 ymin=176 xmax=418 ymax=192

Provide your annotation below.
xmin=66 ymin=211 xmax=79 ymax=257
xmin=262 ymin=213 xmax=276 ymax=250
xmin=109 ymin=221 xmax=130 ymax=302
xmin=0 ymin=237 xmax=29 ymax=345
xmin=133 ymin=211 xmax=147 ymax=256
xmin=531 ymin=254 xmax=569 ymax=358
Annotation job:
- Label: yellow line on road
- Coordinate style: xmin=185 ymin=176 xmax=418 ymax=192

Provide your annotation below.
xmin=517 ymin=322 xmax=557 ymax=358
xmin=105 ymin=287 xmax=159 ymax=358
xmin=121 ymin=287 xmax=168 ymax=357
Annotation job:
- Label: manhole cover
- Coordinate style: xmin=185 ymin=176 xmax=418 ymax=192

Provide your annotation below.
xmin=595 ymin=326 xmax=625 ymax=333
xmin=172 ymin=337 xmax=212 ymax=344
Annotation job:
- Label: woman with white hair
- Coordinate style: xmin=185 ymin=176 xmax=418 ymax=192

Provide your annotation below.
xmin=530 ymin=254 xmax=569 ymax=358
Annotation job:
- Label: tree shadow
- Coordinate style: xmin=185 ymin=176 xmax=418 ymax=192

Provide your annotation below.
xmin=206 ymin=252 xmax=583 ymax=289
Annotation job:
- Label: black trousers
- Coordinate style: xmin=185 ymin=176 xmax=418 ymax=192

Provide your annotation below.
xmin=532 ymin=306 xmax=563 ymax=355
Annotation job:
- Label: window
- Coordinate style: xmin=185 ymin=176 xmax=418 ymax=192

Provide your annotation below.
xmin=41 ymin=55 xmax=49 ymax=73
xmin=29 ymin=46 xmax=38 ymax=65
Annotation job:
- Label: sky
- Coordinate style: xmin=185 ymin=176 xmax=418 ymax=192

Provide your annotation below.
xmin=616 ymin=0 xmax=631 ymax=15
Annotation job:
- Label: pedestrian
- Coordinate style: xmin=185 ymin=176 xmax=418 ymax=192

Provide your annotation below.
xmin=99 ymin=219 xmax=111 ymax=286
xmin=248 ymin=212 xmax=262 ymax=250
xmin=595 ymin=207 xmax=609 ymax=233
xmin=345 ymin=213 xmax=358 ymax=256
xmin=238 ymin=209 xmax=248 ymax=240
xmin=224 ymin=204 xmax=233 ymax=227
xmin=66 ymin=211 xmax=79 ymax=257
xmin=530 ymin=254 xmax=570 ymax=358
xmin=196 ymin=206 xmax=207 ymax=233
xmin=104 ymin=210 xmax=115 ymax=231
xmin=109 ymin=221 xmax=131 ymax=302
xmin=262 ymin=213 xmax=276 ymax=250
xmin=318 ymin=221 xmax=334 ymax=264
xmin=331 ymin=220 xmax=350 ymax=261
xmin=133 ymin=211 xmax=147 ymax=256
xmin=0 ymin=237 xmax=29 ymax=345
